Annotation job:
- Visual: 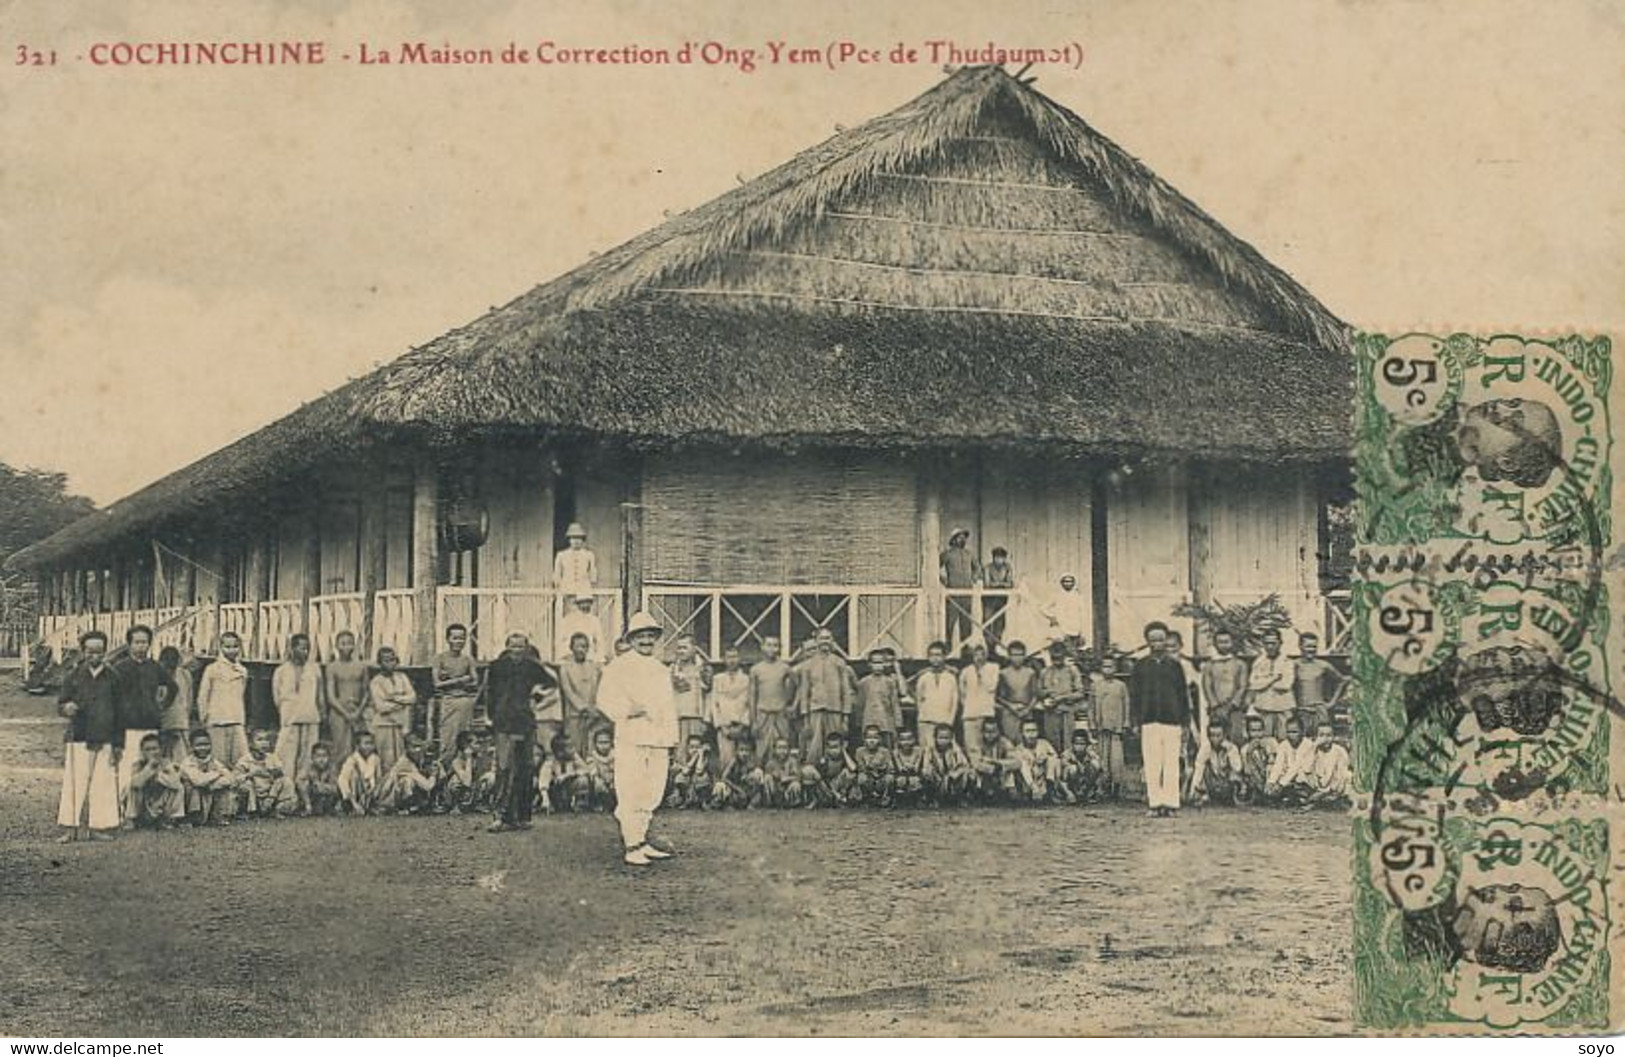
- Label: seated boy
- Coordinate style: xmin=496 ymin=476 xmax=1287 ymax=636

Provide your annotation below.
xmin=921 ymin=725 xmax=972 ymax=806
xmin=126 ymin=732 xmax=183 ymax=829
xmin=234 ymin=728 xmax=296 ymax=819
xmin=338 ymin=729 xmax=383 ymax=815
xmin=1188 ymin=723 xmax=1243 ymax=806
xmin=179 ymin=728 xmax=239 ymax=826
xmin=1059 ymin=728 xmax=1103 ymax=804
xmin=803 ymin=730 xmax=855 ymax=808
xmin=1264 ymin=716 xmax=1318 ymax=805
xmin=1237 ymin=714 xmax=1278 ymax=805
xmin=760 ymin=738 xmax=804 ymax=808
xmin=850 ymin=724 xmax=896 ymax=807
xmin=666 ymin=733 xmax=714 ymax=810
xmin=442 ymin=730 xmax=496 ymax=814
xmin=1303 ymin=722 xmax=1352 ymax=809
xmin=445 ymin=728 xmax=494 ymax=809
xmin=1009 ymin=718 xmax=1061 ymax=803
xmin=890 ymin=727 xmax=926 ymax=807
xmin=711 ymin=736 xmax=765 ymax=809
xmin=966 ymin=717 xmax=1015 ymax=804
xmin=299 ymin=741 xmax=342 ymax=817
xmin=385 ymin=735 xmax=443 ymax=815
xmin=581 ymin=728 xmax=617 ymax=812
xmin=537 ymin=731 xmax=589 ymax=814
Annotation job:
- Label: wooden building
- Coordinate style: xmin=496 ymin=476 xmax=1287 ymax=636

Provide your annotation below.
xmin=11 ymin=66 xmax=1353 ymax=667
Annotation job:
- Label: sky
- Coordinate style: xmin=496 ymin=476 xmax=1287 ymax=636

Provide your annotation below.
xmin=2 ymin=0 xmax=1622 ymax=506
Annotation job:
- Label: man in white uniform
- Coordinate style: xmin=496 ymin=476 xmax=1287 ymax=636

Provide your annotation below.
xmin=596 ymin=611 xmax=679 ymax=866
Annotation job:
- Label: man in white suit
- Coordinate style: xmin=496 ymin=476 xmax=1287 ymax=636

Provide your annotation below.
xmin=595 ymin=611 xmax=680 ymax=866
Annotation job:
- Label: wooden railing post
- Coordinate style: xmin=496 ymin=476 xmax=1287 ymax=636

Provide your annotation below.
xmin=410 ymin=456 xmax=440 ymax=666
xmin=246 ymin=537 xmax=267 ymax=660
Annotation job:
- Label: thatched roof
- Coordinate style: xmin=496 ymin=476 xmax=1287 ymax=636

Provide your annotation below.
xmin=11 ymin=65 xmax=1351 ymax=571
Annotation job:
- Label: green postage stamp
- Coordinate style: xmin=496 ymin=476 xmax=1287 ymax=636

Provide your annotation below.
xmin=1352 ymin=331 xmax=1621 ymax=1032
xmin=1357 ymin=333 xmax=1613 ymax=548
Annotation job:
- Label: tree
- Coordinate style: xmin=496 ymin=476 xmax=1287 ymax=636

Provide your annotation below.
xmin=0 ymin=461 xmax=95 ymax=573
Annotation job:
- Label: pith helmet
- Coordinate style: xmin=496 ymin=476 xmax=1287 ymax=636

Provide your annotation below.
xmin=566 ymin=522 xmax=588 ymax=538
xmin=625 ymin=611 xmax=662 ymax=637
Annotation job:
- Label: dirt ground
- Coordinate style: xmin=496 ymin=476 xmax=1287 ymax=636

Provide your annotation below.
xmin=0 ymin=679 xmax=1353 ymax=1037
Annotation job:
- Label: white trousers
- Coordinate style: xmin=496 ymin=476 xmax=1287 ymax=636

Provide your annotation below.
xmin=614 ymin=744 xmax=671 ymax=849
xmin=1142 ymin=723 xmax=1183 ymax=810
xmin=58 ymin=742 xmax=120 ymax=830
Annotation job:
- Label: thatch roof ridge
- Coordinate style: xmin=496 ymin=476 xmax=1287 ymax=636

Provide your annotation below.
xmin=479 ymin=65 xmax=1345 ymax=349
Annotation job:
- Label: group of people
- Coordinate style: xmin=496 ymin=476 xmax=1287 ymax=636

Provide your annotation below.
xmin=54 ymin=589 xmax=1352 ymax=849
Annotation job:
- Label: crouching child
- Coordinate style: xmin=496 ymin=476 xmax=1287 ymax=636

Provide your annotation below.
xmin=1010 ymin=719 xmax=1061 ymax=804
xmin=849 ymin=725 xmax=895 ymax=806
xmin=921 ymin=726 xmax=971 ymax=807
xmin=711 ymin=736 xmax=766 ymax=808
xmin=666 ymin=733 xmax=714 ymax=809
xmin=803 ymin=731 xmax=855 ymax=807
xmin=581 ymin=728 xmax=617 ymax=812
xmin=180 ymin=728 xmax=239 ymax=826
xmin=890 ymin=727 xmax=926 ymax=807
xmin=537 ymin=732 xmax=589 ymax=814
xmin=443 ymin=731 xmax=496 ymax=814
xmin=1187 ymin=723 xmax=1243 ymax=807
xmin=760 ymin=739 xmax=805 ymax=807
xmin=234 ymin=728 xmax=296 ymax=819
xmin=966 ymin=718 xmax=1015 ymax=804
xmin=300 ymin=741 xmax=342 ymax=817
xmin=127 ymin=732 xmax=183 ymax=829
xmin=1059 ymin=728 xmax=1103 ymax=804
xmin=338 ymin=730 xmax=383 ymax=815
xmin=385 ymin=734 xmax=444 ymax=815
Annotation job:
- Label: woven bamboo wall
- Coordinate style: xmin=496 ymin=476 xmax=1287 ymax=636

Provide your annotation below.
xmin=642 ymin=452 xmax=919 ymax=587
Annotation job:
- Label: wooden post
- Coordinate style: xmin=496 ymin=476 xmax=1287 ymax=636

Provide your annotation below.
xmin=1187 ymin=464 xmax=1214 ymax=654
xmin=300 ymin=505 xmax=321 ymax=635
xmin=410 ymin=455 xmax=441 ymax=665
xmin=1090 ymin=475 xmax=1111 ymax=654
xmin=620 ymin=459 xmax=643 ymax=633
xmin=246 ymin=534 xmax=268 ymax=659
xmin=918 ymin=470 xmax=943 ymax=658
xmin=360 ymin=469 xmax=388 ymax=659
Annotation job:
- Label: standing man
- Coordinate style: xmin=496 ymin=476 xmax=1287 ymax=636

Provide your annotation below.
xmin=939 ymin=527 xmax=981 ymax=648
xmin=273 ymin=633 xmax=324 ymax=799
xmin=1202 ymin=629 xmax=1252 ymax=746
xmin=485 ymin=632 xmax=554 ymax=834
xmin=795 ymin=628 xmax=855 ymax=756
xmin=1247 ymin=629 xmax=1296 ymax=740
xmin=1128 ymin=622 xmax=1191 ymax=818
xmin=58 ymin=630 xmax=122 ymax=841
xmin=432 ymin=624 xmax=480 ymax=766
xmin=596 ymin=612 xmax=679 ymax=867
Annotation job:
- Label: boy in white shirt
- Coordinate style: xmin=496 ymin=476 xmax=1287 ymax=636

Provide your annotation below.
xmin=197 ymin=632 xmax=250 ymax=769
xmin=1303 ymin=721 xmax=1352 ymax=809
xmin=1264 ymin=716 xmax=1318 ymax=804
xmin=338 ymin=730 xmax=383 ymax=815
